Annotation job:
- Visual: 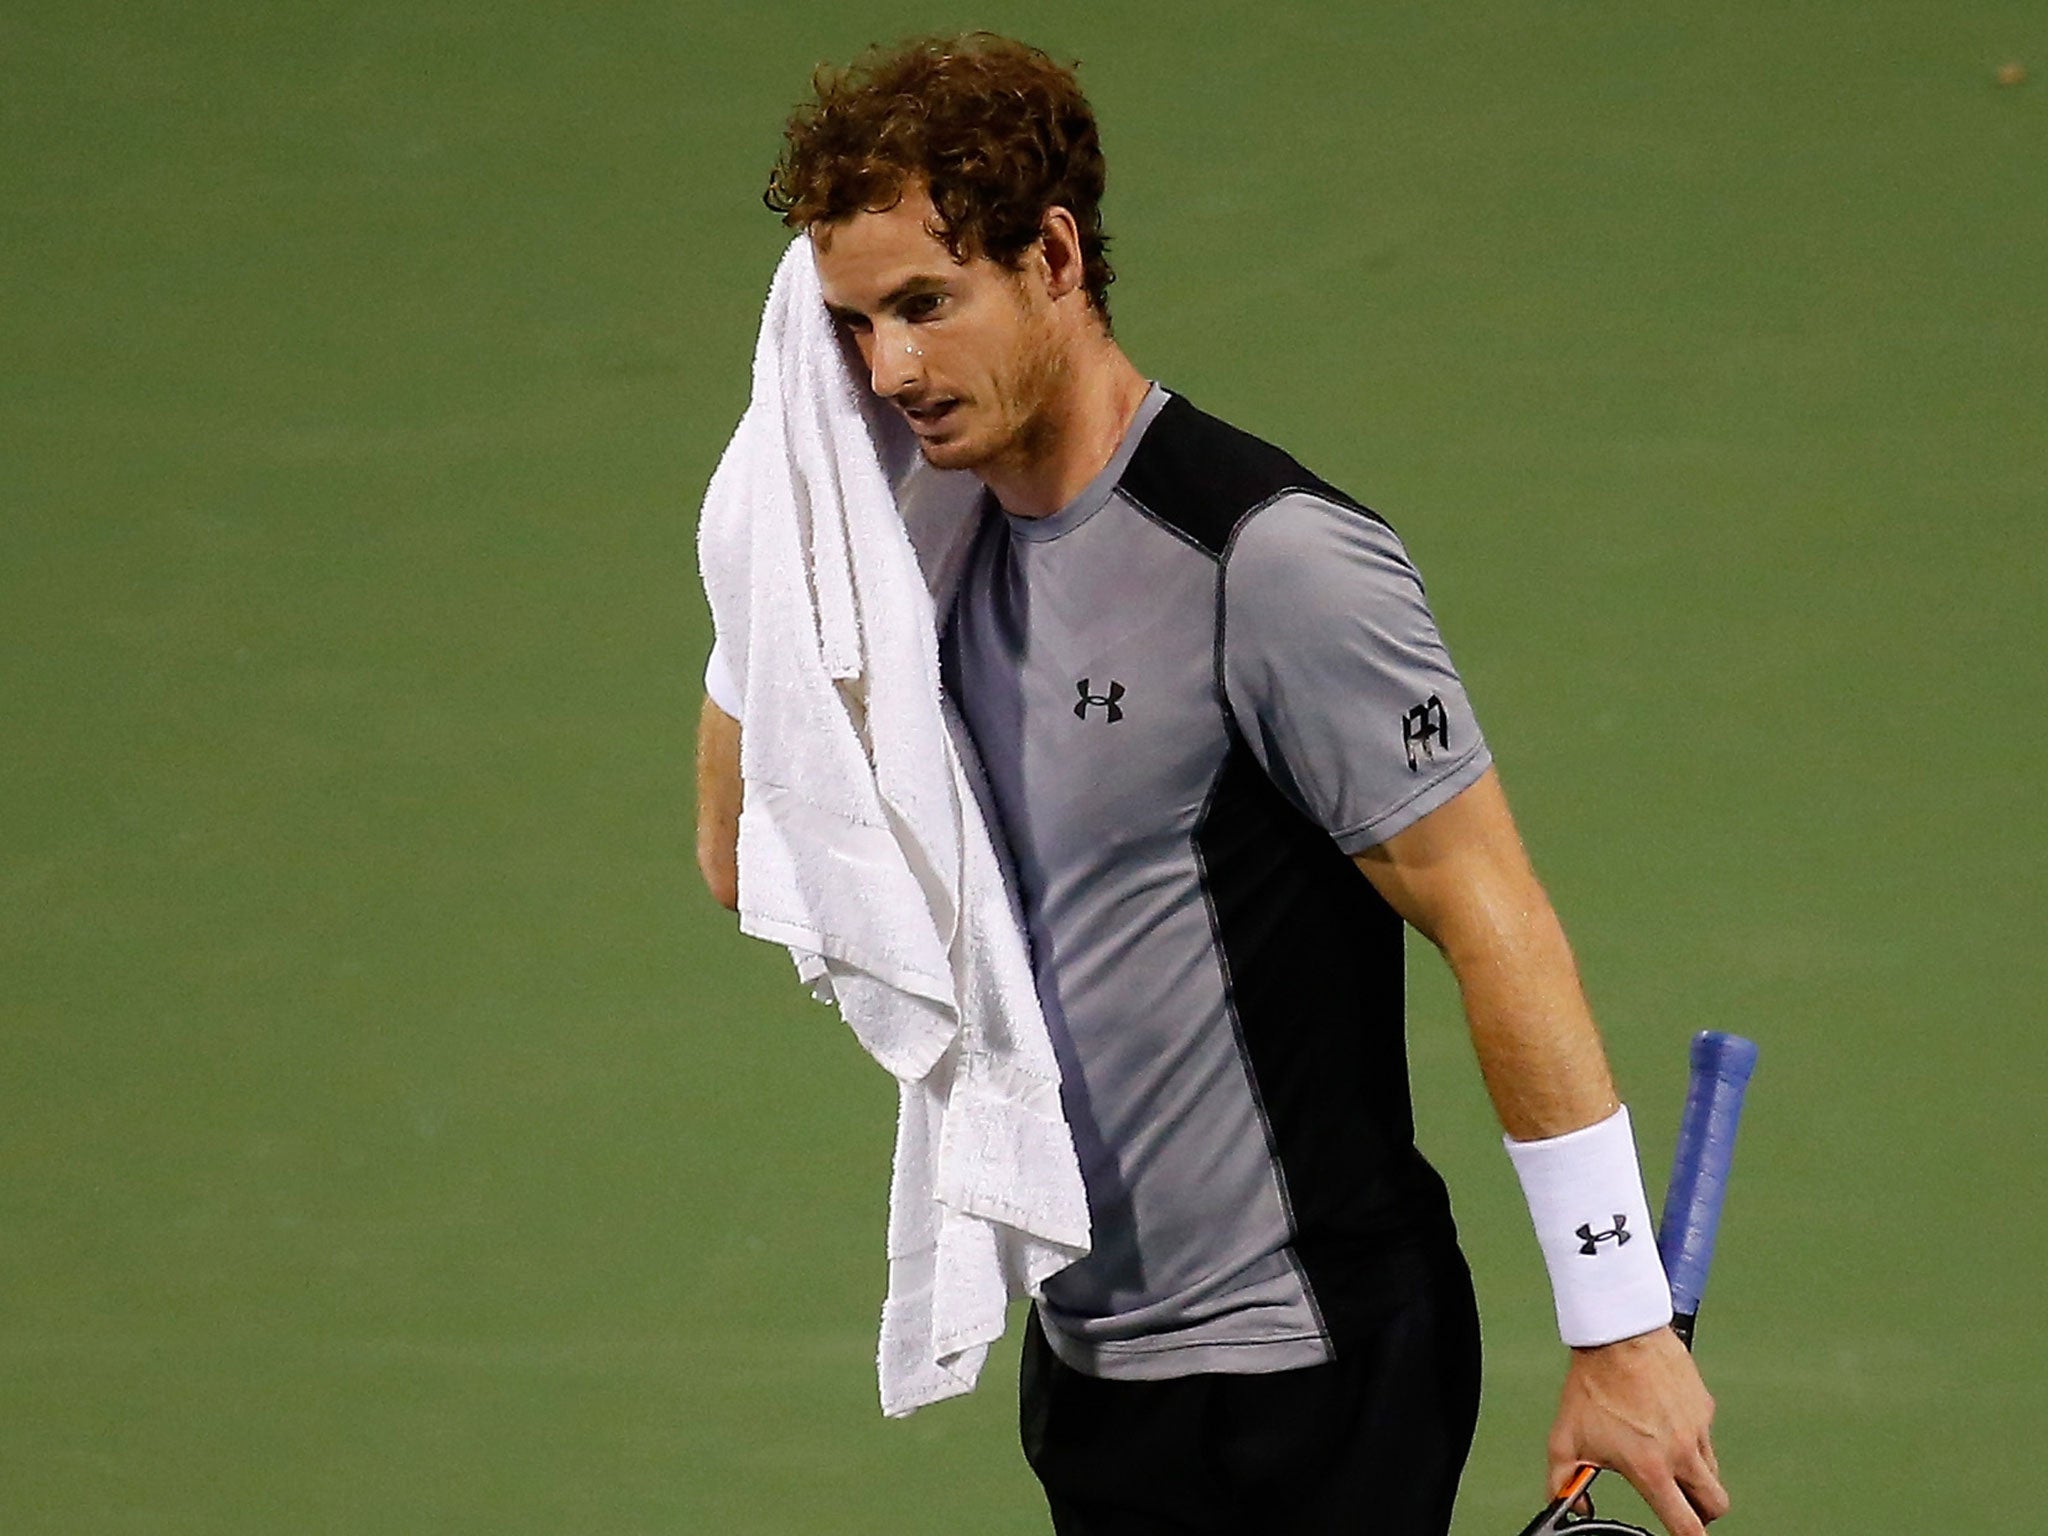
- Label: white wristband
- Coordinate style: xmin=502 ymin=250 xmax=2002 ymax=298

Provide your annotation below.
xmin=1505 ymin=1105 xmax=1673 ymax=1348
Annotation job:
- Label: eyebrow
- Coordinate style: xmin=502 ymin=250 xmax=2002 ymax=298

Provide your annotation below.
xmin=825 ymin=275 xmax=949 ymax=324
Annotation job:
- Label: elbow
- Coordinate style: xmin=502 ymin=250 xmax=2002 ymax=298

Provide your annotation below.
xmin=697 ymin=811 xmax=740 ymax=909
xmin=693 ymin=699 xmax=743 ymax=913
xmin=697 ymin=840 xmax=740 ymax=912
xmin=702 ymin=869 xmax=740 ymax=913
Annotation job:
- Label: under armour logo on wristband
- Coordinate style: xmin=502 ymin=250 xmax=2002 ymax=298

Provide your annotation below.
xmin=1576 ymin=1216 xmax=1633 ymax=1255
xmin=1074 ymin=679 xmax=1126 ymax=723
xmin=1401 ymin=695 xmax=1449 ymax=770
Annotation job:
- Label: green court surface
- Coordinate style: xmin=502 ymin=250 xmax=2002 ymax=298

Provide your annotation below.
xmin=4 ymin=2 xmax=2042 ymax=1530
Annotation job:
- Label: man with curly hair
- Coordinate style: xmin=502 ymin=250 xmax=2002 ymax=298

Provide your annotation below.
xmin=697 ymin=33 xmax=1727 ymax=1536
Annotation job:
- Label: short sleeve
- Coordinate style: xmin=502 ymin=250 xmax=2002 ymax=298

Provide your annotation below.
xmin=1221 ymin=493 xmax=1491 ymax=853
xmin=703 ymin=637 xmax=743 ymax=717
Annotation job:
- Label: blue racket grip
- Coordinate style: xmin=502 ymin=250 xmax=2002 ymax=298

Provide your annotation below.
xmin=1656 ymin=1031 xmax=1759 ymax=1323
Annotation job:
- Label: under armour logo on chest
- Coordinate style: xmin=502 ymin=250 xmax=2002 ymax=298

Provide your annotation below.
xmin=1074 ymin=679 xmax=1126 ymax=723
xmin=1576 ymin=1215 xmax=1633 ymax=1255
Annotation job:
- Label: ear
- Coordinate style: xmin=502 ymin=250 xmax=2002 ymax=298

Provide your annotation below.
xmin=1036 ymin=206 xmax=1087 ymax=302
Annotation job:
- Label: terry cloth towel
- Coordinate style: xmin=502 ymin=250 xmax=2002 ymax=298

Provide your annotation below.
xmin=695 ymin=237 xmax=1091 ymax=1418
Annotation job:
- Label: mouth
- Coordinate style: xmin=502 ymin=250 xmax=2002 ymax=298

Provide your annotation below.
xmin=899 ymin=399 xmax=959 ymax=437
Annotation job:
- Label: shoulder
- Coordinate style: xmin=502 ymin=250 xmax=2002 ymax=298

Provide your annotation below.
xmin=1222 ymin=490 xmax=1429 ymax=670
xmin=1118 ymin=392 xmax=1385 ymax=558
xmin=1226 ymin=491 xmax=1419 ymax=602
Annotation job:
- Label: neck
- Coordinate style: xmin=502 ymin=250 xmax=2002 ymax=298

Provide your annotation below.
xmin=977 ymin=333 xmax=1151 ymax=519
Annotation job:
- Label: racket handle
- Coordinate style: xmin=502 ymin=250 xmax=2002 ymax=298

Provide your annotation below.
xmin=1656 ymin=1031 xmax=1759 ymax=1333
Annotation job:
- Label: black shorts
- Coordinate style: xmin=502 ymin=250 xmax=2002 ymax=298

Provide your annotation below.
xmin=1019 ymin=1242 xmax=1482 ymax=1536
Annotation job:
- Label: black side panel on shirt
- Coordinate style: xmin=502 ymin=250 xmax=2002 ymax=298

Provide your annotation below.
xmin=1124 ymin=393 xmax=1459 ymax=1353
xmin=1195 ymin=738 xmax=1457 ymax=1351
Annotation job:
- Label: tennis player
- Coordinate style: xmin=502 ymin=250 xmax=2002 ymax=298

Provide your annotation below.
xmin=697 ymin=33 xmax=1727 ymax=1536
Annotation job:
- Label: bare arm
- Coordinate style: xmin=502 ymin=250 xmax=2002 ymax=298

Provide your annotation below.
xmin=1352 ymin=767 xmax=1615 ymax=1140
xmin=1353 ymin=768 xmax=1728 ymax=1536
xmin=695 ymin=695 xmax=741 ymax=911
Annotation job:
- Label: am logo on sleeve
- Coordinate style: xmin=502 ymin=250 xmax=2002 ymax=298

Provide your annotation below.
xmin=1401 ymin=694 xmax=1449 ymax=771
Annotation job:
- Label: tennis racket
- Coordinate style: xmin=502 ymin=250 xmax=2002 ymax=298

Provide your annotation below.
xmin=1513 ymin=1030 xmax=1760 ymax=1536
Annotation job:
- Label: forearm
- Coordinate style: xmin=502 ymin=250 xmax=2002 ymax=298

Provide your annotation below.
xmin=1437 ymin=873 xmax=1616 ymax=1141
xmin=1353 ymin=769 xmax=1616 ymax=1140
xmin=695 ymin=695 xmax=741 ymax=910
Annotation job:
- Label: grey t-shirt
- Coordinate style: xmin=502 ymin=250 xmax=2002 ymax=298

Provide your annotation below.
xmin=944 ymin=385 xmax=1490 ymax=1378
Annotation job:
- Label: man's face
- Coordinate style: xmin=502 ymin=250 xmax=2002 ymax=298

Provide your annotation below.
xmin=813 ymin=185 xmax=1065 ymax=476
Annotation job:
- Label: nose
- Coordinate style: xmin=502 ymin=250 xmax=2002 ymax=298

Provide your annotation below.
xmin=867 ymin=327 xmax=925 ymax=399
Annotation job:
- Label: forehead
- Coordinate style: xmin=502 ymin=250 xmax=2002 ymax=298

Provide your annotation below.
xmin=811 ymin=188 xmax=975 ymax=309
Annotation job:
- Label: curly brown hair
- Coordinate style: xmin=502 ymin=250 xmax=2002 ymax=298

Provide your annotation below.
xmin=765 ymin=33 xmax=1115 ymax=322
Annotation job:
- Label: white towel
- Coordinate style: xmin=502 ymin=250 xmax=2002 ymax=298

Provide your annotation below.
xmin=696 ymin=237 xmax=1091 ymax=1417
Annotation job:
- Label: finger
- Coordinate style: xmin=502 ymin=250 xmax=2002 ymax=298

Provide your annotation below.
xmin=1546 ymin=1460 xmax=1598 ymax=1514
xmin=1636 ymin=1469 xmax=1708 ymax=1536
xmin=1545 ymin=1453 xmax=1573 ymax=1507
xmin=1546 ymin=1466 xmax=1571 ymax=1506
xmin=1677 ymin=1455 xmax=1730 ymax=1524
xmin=1540 ymin=1466 xmax=1605 ymax=1531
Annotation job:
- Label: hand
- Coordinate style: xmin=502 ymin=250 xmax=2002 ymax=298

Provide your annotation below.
xmin=1547 ymin=1326 xmax=1727 ymax=1536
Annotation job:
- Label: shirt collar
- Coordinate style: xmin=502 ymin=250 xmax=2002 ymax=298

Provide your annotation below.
xmin=1002 ymin=382 xmax=1170 ymax=543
